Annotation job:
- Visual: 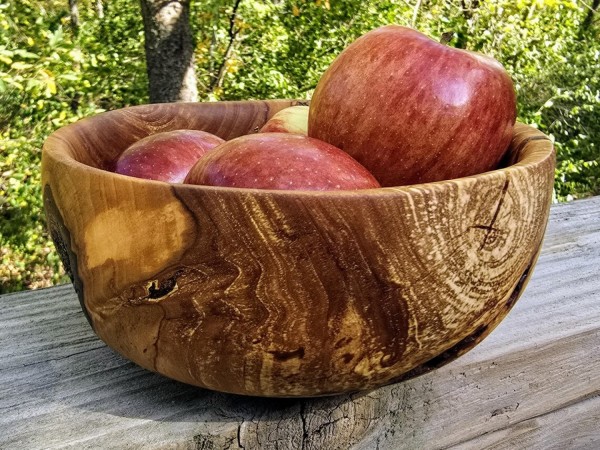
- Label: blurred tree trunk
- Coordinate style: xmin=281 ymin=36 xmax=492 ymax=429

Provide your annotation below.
xmin=69 ymin=0 xmax=79 ymax=33
xmin=96 ymin=0 xmax=104 ymax=19
xmin=139 ymin=0 xmax=198 ymax=103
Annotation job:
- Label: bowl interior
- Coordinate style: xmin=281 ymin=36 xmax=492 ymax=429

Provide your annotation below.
xmin=55 ymin=100 xmax=305 ymax=173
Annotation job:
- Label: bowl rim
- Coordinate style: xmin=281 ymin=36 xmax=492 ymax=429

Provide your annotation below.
xmin=42 ymin=100 xmax=555 ymax=199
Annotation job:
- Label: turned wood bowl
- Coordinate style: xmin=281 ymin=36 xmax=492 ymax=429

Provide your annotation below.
xmin=42 ymin=100 xmax=555 ymax=397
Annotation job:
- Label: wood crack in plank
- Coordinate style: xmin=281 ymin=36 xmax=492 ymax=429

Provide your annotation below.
xmin=446 ymin=389 xmax=600 ymax=449
xmin=1 ymin=344 xmax=106 ymax=372
xmin=300 ymin=401 xmax=308 ymax=450
xmin=237 ymin=420 xmax=245 ymax=450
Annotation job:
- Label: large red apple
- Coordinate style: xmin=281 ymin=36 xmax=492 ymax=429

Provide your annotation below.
xmin=115 ymin=129 xmax=224 ymax=183
xmin=260 ymin=105 xmax=309 ymax=135
xmin=184 ymin=133 xmax=381 ymax=191
xmin=308 ymin=25 xmax=517 ymax=187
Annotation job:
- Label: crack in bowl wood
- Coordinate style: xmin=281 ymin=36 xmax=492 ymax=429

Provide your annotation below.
xmin=41 ymin=100 xmax=555 ymax=397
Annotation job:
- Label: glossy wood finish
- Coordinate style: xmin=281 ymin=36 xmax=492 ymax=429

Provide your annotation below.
xmin=41 ymin=100 xmax=555 ymax=397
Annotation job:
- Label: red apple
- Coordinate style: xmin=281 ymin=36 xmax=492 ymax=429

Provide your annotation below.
xmin=115 ymin=129 xmax=224 ymax=183
xmin=184 ymin=133 xmax=381 ymax=191
xmin=260 ymin=105 xmax=309 ymax=135
xmin=308 ymin=25 xmax=517 ymax=187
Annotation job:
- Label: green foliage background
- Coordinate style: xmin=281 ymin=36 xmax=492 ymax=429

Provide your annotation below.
xmin=1 ymin=0 xmax=599 ymax=293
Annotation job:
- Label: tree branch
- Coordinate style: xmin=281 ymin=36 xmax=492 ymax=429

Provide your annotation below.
xmin=460 ymin=0 xmax=480 ymax=20
xmin=411 ymin=0 xmax=422 ymax=28
xmin=209 ymin=0 xmax=243 ymax=93
xmin=582 ymin=0 xmax=599 ymax=32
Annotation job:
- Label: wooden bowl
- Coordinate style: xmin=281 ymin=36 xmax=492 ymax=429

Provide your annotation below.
xmin=42 ymin=100 xmax=555 ymax=397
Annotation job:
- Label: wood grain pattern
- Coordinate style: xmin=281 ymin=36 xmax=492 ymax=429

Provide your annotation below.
xmin=41 ymin=100 xmax=555 ymax=397
xmin=2 ymin=196 xmax=599 ymax=448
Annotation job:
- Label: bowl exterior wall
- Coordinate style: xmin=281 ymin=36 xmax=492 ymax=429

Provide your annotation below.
xmin=42 ymin=101 xmax=555 ymax=397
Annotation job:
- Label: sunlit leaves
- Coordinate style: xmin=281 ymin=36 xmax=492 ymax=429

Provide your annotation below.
xmin=1 ymin=0 xmax=146 ymax=292
xmin=1 ymin=0 xmax=599 ymax=292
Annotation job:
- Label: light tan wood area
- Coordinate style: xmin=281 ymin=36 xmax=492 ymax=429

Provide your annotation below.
xmin=1 ymin=196 xmax=599 ymax=448
xmin=41 ymin=100 xmax=555 ymax=396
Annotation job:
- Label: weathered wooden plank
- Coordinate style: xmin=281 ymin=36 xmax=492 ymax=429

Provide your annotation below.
xmin=454 ymin=393 xmax=600 ymax=449
xmin=1 ymin=196 xmax=599 ymax=449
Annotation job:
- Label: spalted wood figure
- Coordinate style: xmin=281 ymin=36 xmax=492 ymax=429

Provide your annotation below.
xmin=42 ymin=100 xmax=555 ymax=397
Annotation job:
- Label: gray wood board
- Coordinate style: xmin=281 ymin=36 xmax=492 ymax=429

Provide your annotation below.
xmin=1 ymin=196 xmax=599 ymax=449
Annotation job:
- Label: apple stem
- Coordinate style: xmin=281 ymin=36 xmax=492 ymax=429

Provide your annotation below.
xmin=440 ymin=31 xmax=454 ymax=45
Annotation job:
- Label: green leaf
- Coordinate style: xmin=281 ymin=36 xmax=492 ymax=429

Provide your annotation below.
xmin=13 ymin=49 xmax=39 ymax=59
xmin=10 ymin=61 xmax=33 ymax=70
